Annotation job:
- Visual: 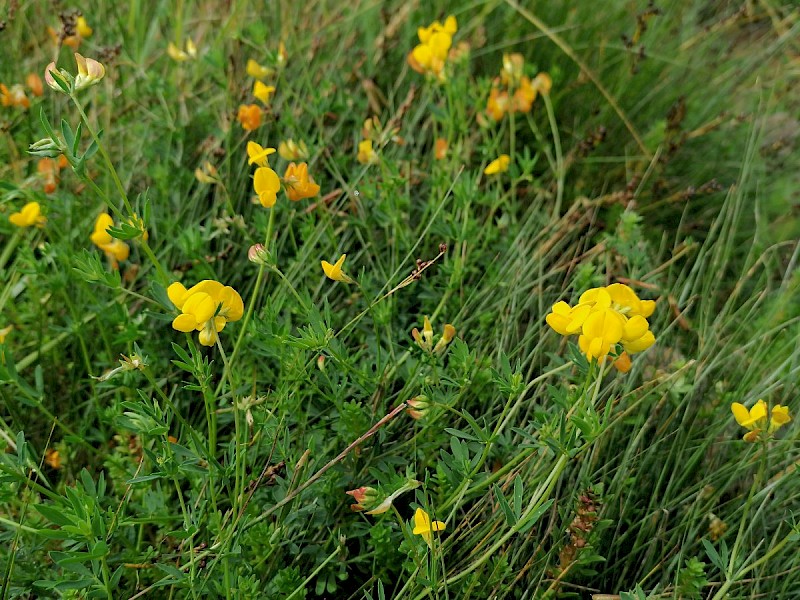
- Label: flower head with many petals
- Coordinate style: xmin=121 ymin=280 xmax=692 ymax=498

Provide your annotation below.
xmin=168 ymin=280 xmax=244 ymax=347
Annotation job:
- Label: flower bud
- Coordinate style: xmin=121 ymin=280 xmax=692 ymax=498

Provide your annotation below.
xmin=44 ymin=62 xmax=69 ymax=93
xmin=434 ymin=323 xmax=456 ymax=355
xmin=407 ymin=395 xmax=430 ymax=420
xmin=29 ymin=137 xmax=63 ymax=158
xmin=248 ymin=243 xmax=270 ymax=265
xmin=345 ymin=486 xmax=379 ymax=512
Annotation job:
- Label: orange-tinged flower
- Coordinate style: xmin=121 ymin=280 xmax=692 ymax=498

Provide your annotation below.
xmin=0 ymin=84 xmax=29 ymax=109
xmin=484 ymin=154 xmax=510 ymax=175
xmin=37 ymin=158 xmax=59 ymax=193
xmin=412 ymin=507 xmax=445 ymax=546
xmin=434 ymin=138 xmax=448 ymax=160
xmin=9 ymin=202 xmax=46 ymax=228
xmin=237 ymin=104 xmax=263 ymax=131
xmin=253 ymin=80 xmax=275 ymax=104
xmin=26 ymin=73 xmax=44 ymax=97
xmin=321 ymin=254 xmax=354 ymax=283
xmin=407 ymin=395 xmax=430 ymax=420
xmin=45 ymin=448 xmax=62 ymax=469
xmin=486 ymin=87 xmax=510 ymax=121
xmin=283 ymin=162 xmax=320 ymax=201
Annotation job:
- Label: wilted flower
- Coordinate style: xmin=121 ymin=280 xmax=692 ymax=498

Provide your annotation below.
xmin=253 ymin=80 xmax=275 ymax=104
xmin=487 ymin=54 xmax=551 ymax=121
xmin=283 ymin=162 xmax=320 ymax=201
xmin=412 ymin=507 xmax=446 ymax=546
xmin=278 ymin=139 xmax=309 ymax=161
xmin=168 ymin=280 xmax=244 ymax=347
xmin=0 ymin=84 xmax=30 ymax=109
xmin=37 ymin=158 xmax=59 ymax=193
xmin=90 ymin=213 xmax=130 ymax=268
xmin=167 ymin=39 xmax=197 ymax=62
xmin=321 ymin=254 xmax=354 ymax=283
xmin=484 ymin=154 xmax=510 ymax=175
xmin=0 ymin=325 xmax=12 ymax=343
xmin=247 ymin=59 xmax=273 ymax=80
xmin=9 ymin=202 xmax=46 ymax=228
xmin=731 ymin=400 xmax=791 ymax=442
xmin=194 ymin=161 xmax=220 ymax=184
xmin=237 ymin=104 xmax=263 ymax=131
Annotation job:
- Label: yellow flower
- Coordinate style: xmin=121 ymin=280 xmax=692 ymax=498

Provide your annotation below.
xmin=246 ymin=59 xmax=273 ymax=80
xmin=167 ymin=39 xmax=197 ymax=62
xmin=73 ymin=53 xmax=105 ymax=90
xmin=247 ymin=141 xmax=276 ymax=167
xmin=76 ymin=16 xmax=92 ymax=38
xmin=253 ymin=80 xmax=275 ymax=104
xmin=500 ymin=53 xmax=525 ymax=86
xmin=237 ymin=104 xmax=263 ymax=131
xmin=357 ymin=139 xmax=378 ymax=165
xmin=253 ymin=167 xmax=281 ymax=208
xmin=321 ymin=254 xmax=354 ymax=283
xmin=412 ymin=507 xmax=445 ymax=545
xmin=90 ymin=213 xmax=130 ymax=268
xmin=9 ymin=202 xmax=46 ymax=228
xmin=547 ymin=283 xmax=656 ymax=365
xmin=532 ymin=72 xmax=553 ymax=96
xmin=484 ymin=154 xmax=510 ymax=175
xmin=407 ymin=16 xmax=457 ymax=79
xmin=0 ymin=325 xmax=12 ymax=343
xmin=168 ymin=280 xmax=244 ymax=347
xmin=278 ymin=139 xmax=309 ymax=161
xmin=732 ymin=400 xmax=791 ymax=442
xmin=283 ymin=162 xmax=320 ymax=201
xmin=45 ymin=448 xmax=62 ymax=469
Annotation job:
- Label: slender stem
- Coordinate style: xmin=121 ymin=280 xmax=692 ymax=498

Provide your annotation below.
xmin=542 ymin=93 xmax=564 ymax=217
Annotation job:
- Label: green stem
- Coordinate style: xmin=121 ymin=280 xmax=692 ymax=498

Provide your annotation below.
xmin=0 ymin=231 xmax=22 ymax=272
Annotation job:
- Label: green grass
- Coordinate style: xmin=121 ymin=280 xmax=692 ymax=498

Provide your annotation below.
xmin=1 ymin=1 xmax=799 ymax=598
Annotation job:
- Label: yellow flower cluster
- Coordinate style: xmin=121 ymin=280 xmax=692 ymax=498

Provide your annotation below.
xmin=731 ymin=400 xmax=791 ymax=442
xmin=248 ymin=141 xmax=319 ymax=208
xmin=486 ymin=53 xmax=551 ymax=121
xmin=168 ymin=280 xmax=244 ymax=347
xmin=407 ymin=15 xmax=457 ymax=80
xmin=90 ymin=213 xmax=130 ymax=269
xmin=412 ymin=316 xmax=456 ymax=355
xmin=546 ymin=283 xmax=656 ymax=368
